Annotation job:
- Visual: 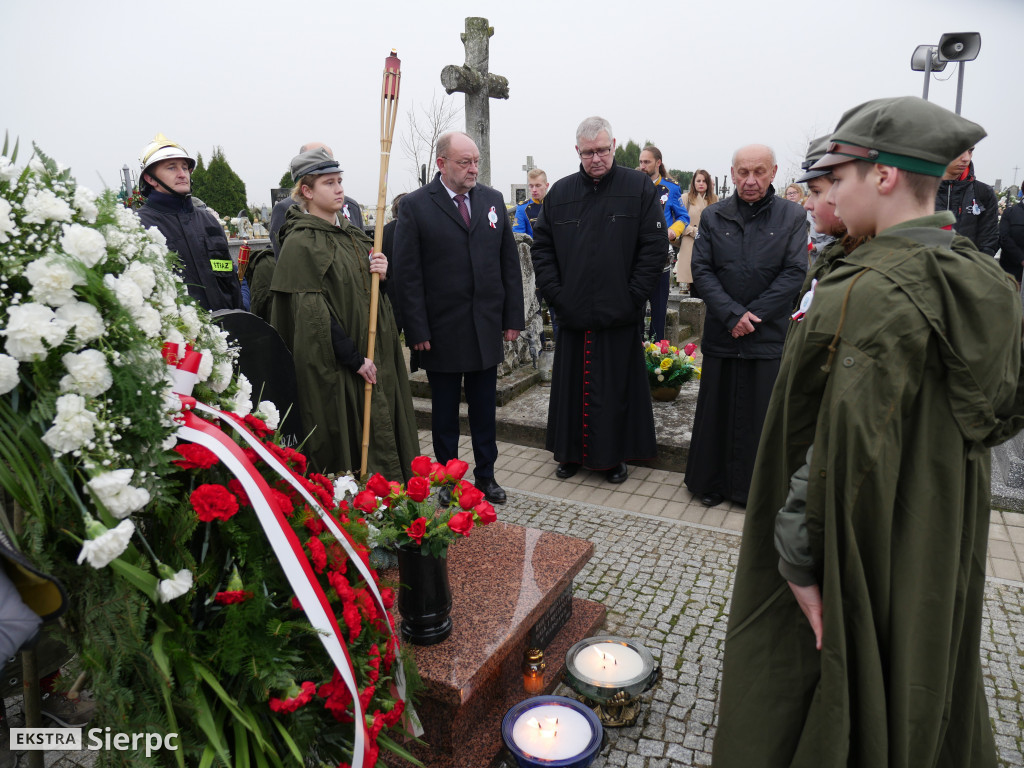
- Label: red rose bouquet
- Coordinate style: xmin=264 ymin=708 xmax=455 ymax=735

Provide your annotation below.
xmin=361 ymin=456 xmax=498 ymax=558
xmin=164 ymin=406 xmax=424 ymax=767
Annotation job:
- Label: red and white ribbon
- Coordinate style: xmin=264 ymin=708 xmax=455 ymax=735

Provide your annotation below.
xmin=162 ymin=342 xmax=203 ymax=397
xmin=176 ymin=404 xmax=371 ymax=767
xmin=202 ymin=403 xmax=419 ymax=734
xmin=200 ymin=408 xmax=396 ymax=636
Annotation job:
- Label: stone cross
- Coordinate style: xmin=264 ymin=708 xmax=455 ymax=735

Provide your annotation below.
xmin=440 ymin=17 xmax=509 ymax=186
xmin=522 ymin=156 xmax=536 ymax=174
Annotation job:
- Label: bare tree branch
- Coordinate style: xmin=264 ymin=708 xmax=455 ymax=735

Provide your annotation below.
xmin=401 ymin=92 xmax=462 ymax=186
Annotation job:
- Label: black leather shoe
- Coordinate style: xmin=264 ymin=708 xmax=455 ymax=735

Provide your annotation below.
xmin=475 ymin=478 xmax=507 ymax=504
xmin=555 ymin=462 xmax=581 ymax=479
xmin=606 ymin=463 xmax=628 ymax=484
xmin=437 ymin=486 xmax=452 ymax=507
xmin=700 ymin=492 xmax=724 ymax=507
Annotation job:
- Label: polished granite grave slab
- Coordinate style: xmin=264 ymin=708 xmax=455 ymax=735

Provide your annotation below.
xmin=388 ymin=521 xmax=606 ymax=768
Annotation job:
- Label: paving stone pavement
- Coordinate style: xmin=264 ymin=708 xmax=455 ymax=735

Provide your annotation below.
xmin=5 ymin=433 xmax=1023 ymax=767
xmin=493 ymin=487 xmax=1024 ymax=768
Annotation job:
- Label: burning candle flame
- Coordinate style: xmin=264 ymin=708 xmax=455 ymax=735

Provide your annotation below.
xmin=592 ymin=646 xmax=617 ymax=667
xmin=525 ymin=716 xmax=558 ymax=738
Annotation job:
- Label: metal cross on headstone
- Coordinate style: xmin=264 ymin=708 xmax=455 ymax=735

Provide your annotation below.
xmin=440 ymin=17 xmax=510 ymax=186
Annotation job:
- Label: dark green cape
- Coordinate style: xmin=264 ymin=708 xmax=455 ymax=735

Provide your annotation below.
xmin=247 ymin=247 xmax=275 ymax=324
xmin=270 ymin=207 xmax=418 ymax=480
xmin=714 ymin=213 xmax=1024 ymax=767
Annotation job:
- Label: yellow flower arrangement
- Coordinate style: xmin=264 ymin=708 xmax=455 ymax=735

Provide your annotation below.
xmin=644 ymin=339 xmax=699 ymax=388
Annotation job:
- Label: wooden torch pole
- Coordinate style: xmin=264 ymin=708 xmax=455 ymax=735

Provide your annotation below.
xmin=360 ymin=50 xmax=401 ymax=479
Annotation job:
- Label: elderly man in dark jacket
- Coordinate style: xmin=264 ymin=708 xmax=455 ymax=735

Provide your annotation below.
xmin=935 ymin=149 xmax=999 ymax=256
xmin=685 ymin=144 xmax=807 ymax=507
xmin=393 ymin=132 xmax=525 ymax=503
xmin=532 ymin=116 xmax=665 ymax=484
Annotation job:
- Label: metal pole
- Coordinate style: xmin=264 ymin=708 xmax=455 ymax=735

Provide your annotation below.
xmin=22 ymin=648 xmax=43 ymax=768
xmin=922 ymin=51 xmax=932 ymax=100
xmin=954 ymin=62 xmax=965 ymax=115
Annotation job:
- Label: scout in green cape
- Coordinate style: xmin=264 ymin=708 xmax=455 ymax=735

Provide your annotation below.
xmin=713 ymin=96 xmax=1024 ymax=768
xmin=269 ymin=148 xmax=419 ymax=480
xmin=796 ymin=135 xmax=869 ymax=288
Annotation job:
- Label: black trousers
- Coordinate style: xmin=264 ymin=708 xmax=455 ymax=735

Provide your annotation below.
xmin=426 ymin=367 xmax=498 ymax=480
xmin=646 ymin=269 xmax=671 ymax=342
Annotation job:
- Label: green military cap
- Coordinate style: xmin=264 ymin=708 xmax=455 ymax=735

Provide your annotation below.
xmin=810 ymin=96 xmax=986 ymax=177
xmin=290 ymin=147 xmax=341 ymax=183
xmin=795 ymin=135 xmax=832 ymax=182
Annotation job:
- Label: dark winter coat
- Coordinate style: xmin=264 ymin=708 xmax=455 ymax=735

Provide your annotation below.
xmin=392 ymin=173 xmax=525 ymax=373
xmin=531 ymin=161 xmax=666 ymax=330
xmin=935 ymin=162 xmax=999 ymax=256
xmin=998 ymin=200 xmax=1024 ymax=282
xmin=530 ymin=161 xmax=665 ymax=469
xmin=247 ymin=247 xmax=276 ymax=323
xmin=380 ymin=218 xmax=403 ymax=333
xmin=690 ymin=188 xmax=807 ymax=359
xmin=138 ymin=191 xmax=243 ymax=311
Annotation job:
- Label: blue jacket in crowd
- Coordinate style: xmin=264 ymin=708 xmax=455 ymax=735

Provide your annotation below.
xmin=513 ymin=199 xmax=544 ymax=237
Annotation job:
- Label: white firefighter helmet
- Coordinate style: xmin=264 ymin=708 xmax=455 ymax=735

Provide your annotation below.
xmin=138 ymin=133 xmax=195 ymax=193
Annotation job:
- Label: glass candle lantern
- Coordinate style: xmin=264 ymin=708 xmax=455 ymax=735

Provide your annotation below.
xmin=523 ymin=648 xmax=546 ymax=694
xmin=563 ymin=636 xmax=660 ymax=728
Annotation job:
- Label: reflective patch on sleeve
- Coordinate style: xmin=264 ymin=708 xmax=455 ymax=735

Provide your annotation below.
xmin=210 ymin=259 xmax=234 ymax=272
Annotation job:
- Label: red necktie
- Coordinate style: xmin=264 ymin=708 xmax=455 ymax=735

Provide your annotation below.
xmin=455 ymin=194 xmax=471 ymax=228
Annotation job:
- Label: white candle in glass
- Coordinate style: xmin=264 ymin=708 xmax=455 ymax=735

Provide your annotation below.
xmin=573 ymin=642 xmax=645 ymax=684
xmin=511 ymin=704 xmax=592 ymax=760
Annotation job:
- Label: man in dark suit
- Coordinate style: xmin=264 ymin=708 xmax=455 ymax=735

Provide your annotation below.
xmin=394 ymin=131 xmax=525 ymax=503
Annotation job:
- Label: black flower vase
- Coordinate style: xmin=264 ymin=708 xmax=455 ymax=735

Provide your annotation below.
xmin=396 ymin=545 xmax=453 ymax=645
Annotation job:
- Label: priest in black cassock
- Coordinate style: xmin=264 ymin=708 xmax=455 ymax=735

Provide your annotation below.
xmin=685 ymin=144 xmax=807 ymax=508
xmin=531 ymin=116 xmax=666 ymax=484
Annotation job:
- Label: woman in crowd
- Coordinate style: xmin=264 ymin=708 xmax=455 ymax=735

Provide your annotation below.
xmin=676 ymin=169 xmax=719 ymax=292
xmin=785 ymin=183 xmax=817 ymax=258
xmin=270 ymin=148 xmax=418 ymax=480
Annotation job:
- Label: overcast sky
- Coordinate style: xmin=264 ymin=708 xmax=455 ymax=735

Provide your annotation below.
xmin=6 ymin=0 xmax=1022 ymax=214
